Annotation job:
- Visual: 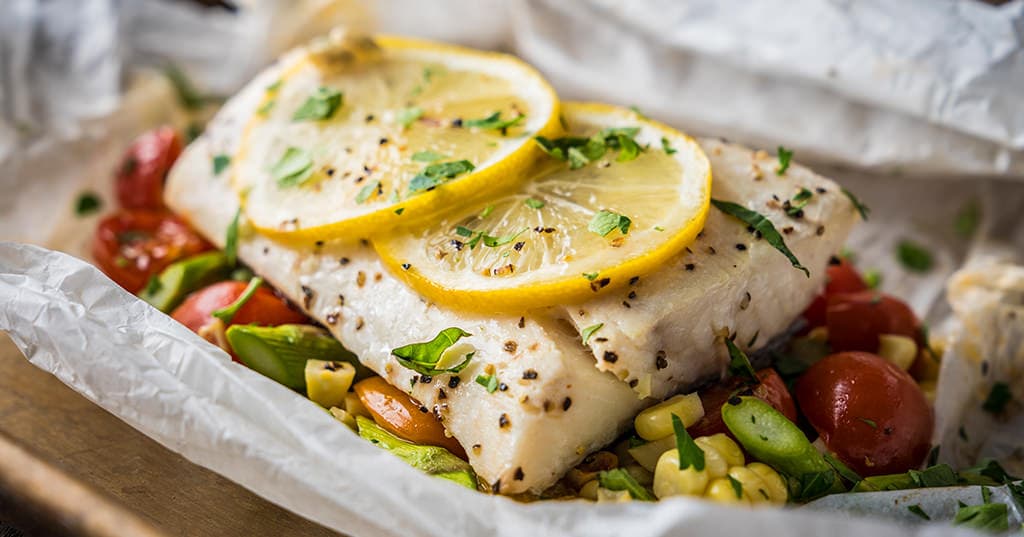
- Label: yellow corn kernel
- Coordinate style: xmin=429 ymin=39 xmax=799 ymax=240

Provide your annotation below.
xmin=579 ymin=479 xmax=600 ymax=500
xmin=628 ymin=436 xmax=676 ymax=472
xmin=653 ymin=449 xmax=709 ymax=499
xmin=694 ymin=438 xmax=729 ymax=480
xmin=597 ymin=488 xmax=632 ymax=503
xmin=328 ymin=406 xmax=357 ymax=430
xmin=746 ymin=463 xmax=788 ymax=504
xmin=877 ymin=334 xmax=917 ymax=370
xmin=705 ymin=478 xmax=751 ymax=504
xmin=344 ymin=391 xmax=371 ymax=418
xmin=726 ymin=466 xmax=771 ymax=504
xmin=634 ymin=393 xmax=705 ymax=441
xmin=696 ymin=434 xmax=744 ymax=468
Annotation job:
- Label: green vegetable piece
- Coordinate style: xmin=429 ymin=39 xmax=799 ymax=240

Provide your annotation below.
xmin=211 ymin=276 xmax=262 ymax=324
xmin=907 ymin=504 xmax=931 ymax=520
xmin=411 ymin=150 xmax=446 ymax=163
xmin=524 ymin=198 xmax=545 ymax=209
xmin=355 ymin=180 xmax=381 ymax=204
xmin=225 ymin=208 xmax=240 ymax=268
xmin=212 ymin=154 xmax=231 ymax=175
xmin=727 ymin=474 xmax=743 ymax=498
xmin=137 ymin=251 xmax=231 ymax=312
xmin=852 ymin=473 xmax=921 ymax=492
xmin=292 ymin=87 xmax=343 ymax=121
xmin=661 ymin=137 xmax=677 ymax=155
xmin=164 ymin=64 xmax=207 ymax=110
xmin=711 ymin=199 xmax=809 ymax=277
xmin=589 ymin=210 xmax=631 ymax=237
xmin=786 ymin=188 xmax=813 ymax=216
xmin=475 ymin=374 xmax=499 ymax=393
xmin=225 ymin=324 xmax=368 ymax=390
xmin=725 ymin=338 xmax=757 ymax=384
xmin=581 ymin=323 xmax=604 ymax=345
xmin=271 ymin=147 xmax=315 ymax=188
xmin=908 ymin=464 xmax=958 ymax=488
xmin=408 ymin=160 xmax=475 ymax=194
xmin=396 ymin=106 xmax=423 ymax=129
xmin=75 ymin=192 xmax=102 ymax=216
xmin=356 ymin=416 xmax=477 ymax=489
xmin=954 ymin=502 xmax=1009 ymax=532
xmin=464 ymin=111 xmax=524 ymax=131
xmin=954 ymin=200 xmax=981 ymax=238
xmin=982 ymin=382 xmax=1012 ymax=415
xmin=672 ymin=414 xmax=704 ymax=471
xmin=597 ymin=468 xmax=654 ymax=501
xmin=823 ymin=452 xmax=862 ymax=485
xmin=775 ymin=146 xmax=793 ymax=175
xmin=721 ymin=396 xmax=841 ymax=500
xmin=897 ymin=240 xmax=933 ymax=273
xmin=391 ymin=327 xmax=473 ymax=376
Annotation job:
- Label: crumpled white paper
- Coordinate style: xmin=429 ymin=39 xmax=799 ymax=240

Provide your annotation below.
xmin=0 ymin=242 xmax=980 ymax=537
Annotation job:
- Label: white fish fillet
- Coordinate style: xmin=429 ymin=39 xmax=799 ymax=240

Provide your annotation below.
xmin=165 ymin=48 xmax=857 ymax=494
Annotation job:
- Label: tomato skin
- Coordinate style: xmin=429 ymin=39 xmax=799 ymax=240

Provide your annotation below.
xmin=115 ymin=126 xmax=182 ymax=209
xmin=795 ymin=352 xmax=933 ymax=476
xmin=170 ymin=280 xmax=307 ymax=333
xmin=688 ymin=368 xmax=797 ymax=439
xmin=826 ymin=291 xmax=918 ymax=353
xmin=354 ymin=377 xmax=466 ymax=458
xmin=801 ymin=258 xmax=868 ymax=331
xmin=92 ymin=210 xmax=211 ymax=293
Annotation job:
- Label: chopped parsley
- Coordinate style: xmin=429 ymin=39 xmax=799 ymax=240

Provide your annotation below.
xmin=455 ymin=226 xmax=527 ymax=250
xmin=897 ymin=240 xmax=934 ymax=273
xmin=672 ymin=413 xmax=705 ymax=470
xmin=581 ymin=323 xmax=604 ymax=345
xmin=163 ymin=64 xmax=208 ymax=110
xmin=225 ymin=208 xmax=241 ymax=267
xmin=908 ymin=464 xmax=959 ymax=487
xmin=775 ymin=146 xmax=793 ymax=175
xmin=786 ymin=187 xmax=813 ymax=216
xmin=982 ymin=382 xmax=1011 ymax=415
xmin=841 ymin=187 xmax=870 ymax=220
xmin=464 ymin=111 xmax=524 ymax=132
xmin=396 ymin=106 xmax=423 ymax=129
xmin=711 ymin=199 xmax=809 ymax=276
xmin=292 ymin=87 xmax=343 ymax=121
xmin=524 ymin=198 xmax=545 ymax=209
xmin=863 ymin=269 xmax=882 ymax=289
xmin=727 ymin=474 xmax=743 ymax=499
xmin=212 ymin=277 xmax=262 ymax=323
xmin=582 ymin=271 xmax=599 ymax=281
xmin=411 ymin=150 xmax=446 ymax=163
xmin=629 ymin=105 xmax=647 ymax=119
xmin=589 ymin=210 xmax=631 ymax=237
xmin=212 ymin=154 xmax=231 ymax=175
xmin=955 ymin=200 xmax=981 ymax=237
xmin=408 ymin=160 xmax=475 ymax=194
xmin=479 ymin=205 xmax=495 ymax=218
xmin=391 ymin=327 xmax=474 ymax=376
xmin=907 ymin=504 xmax=930 ymax=520
xmin=74 ymin=192 xmax=102 ymax=216
xmin=355 ymin=180 xmax=381 ymax=204
xmin=394 ymin=207 xmax=405 ymax=215
xmin=597 ymin=468 xmax=654 ymax=501
xmin=858 ymin=417 xmax=878 ymax=428
xmin=534 ymin=127 xmax=644 ymax=169
xmin=725 ymin=338 xmax=757 ymax=384
xmin=271 ymin=147 xmax=315 ymax=188
xmin=475 ymin=373 xmax=499 ymax=393
xmin=256 ymin=99 xmax=276 ymax=117
xmin=661 ymin=136 xmax=677 ymax=155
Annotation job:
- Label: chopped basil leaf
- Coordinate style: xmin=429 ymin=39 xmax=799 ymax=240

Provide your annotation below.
xmin=567 ymin=146 xmax=589 ymax=169
xmin=841 ymin=187 xmax=870 ymax=221
xmin=597 ymin=468 xmax=654 ymax=501
xmin=589 ymin=210 xmax=631 ymax=237
xmin=411 ymin=150 xmax=446 ymax=162
xmin=908 ymin=464 xmax=958 ymax=487
xmin=164 ymin=64 xmax=207 ymax=110
xmin=534 ymin=127 xmax=644 ymax=170
xmin=672 ymin=414 xmax=705 ymax=471
xmin=292 ymin=87 xmax=343 ymax=121
xmin=212 ymin=277 xmax=263 ymax=323
xmin=896 ymin=240 xmax=934 ymax=273
xmin=481 ymin=228 xmax=527 ymax=248
xmin=629 ymin=105 xmax=647 ymax=119
xmin=396 ymin=106 xmax=423 ymax=129
xmin=582 ymin=323 xmax=604 ymax=345
xmin=661 ymin=137 xmax=677 ymax=155
xmin=271 ymin=147 xmax=315 ymax=188
xmin=858 ymin=417 xmax=878 ymax=428
xmin=796 ymin=470 xmax=836 ymax=501
xmin=982 ymin=382 xmax=1011 ymax=415
xmin=786 ymin=187 xmax=813 ymax=216
xmin=775 ymin=146 xmax=793 ymax=175
xmin=212 ymin=154 xmax=231 ymax=175
xmin=863 ymin=269 xmax=882 ymax=289
xmin=582 ymin=272 xmax=599 ymax=281
xmin=711 ymin=199 xmax=809 ymax=277
xmin=954 ymin=502 xmax=1008 ymax=532
xmin=907 ymin=505 xmax=931 ymax=521
xmin=465 ymin=111 xmax=525 ymax=131
xmin=615 ymin=134 xmax=640 ymax=162
xmin=955 ymin=200 xmax=981 ymax=237
xmin=391 ymin=327 xmax=474 ymax=376
xmin=74 ymin=192 xmax=102 ymax=216
xmin=355 ymin=180 xmax=381 ymax=204
xmin=225 ymin=208 xmax=240 ymax=267
xmin=479 ymin=205 xmax=495 ymax=218
xmin=524 ymin=198 xmax=545 ymax=209
xmin=394 ymin=207 xmax=404 ymax=215
xmin=475 ymin=374 xmax=499 ymax=393
xmin=725 ymin=338 xmax=757 ymax=384
xmin=408 ymin=160 xmax=475 ymax=194
xmin=727 ymin=474 xmax=743 ymax=499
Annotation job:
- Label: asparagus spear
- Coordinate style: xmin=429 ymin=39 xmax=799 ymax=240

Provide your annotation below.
xmin=138 ymin=251 xmax=230 ymax=312
xmin=356 ymin=416 xmax=477 ymax=489
xmin=225 ymin=324 xmax=369 ymax=390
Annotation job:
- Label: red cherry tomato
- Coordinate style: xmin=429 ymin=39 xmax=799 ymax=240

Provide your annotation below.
xmin=801 ymin=258 xmax=868 ymax=331
xmin=795 ymin=352 xmax=932 ymax=476
xmin=826 ymin=291 xmax=918 ymax=353
xmin=170 ymin=280 xmax=308 ymax=333
xmin=689 ymin=368 xmax=797 ymax=438
xmin=92 ymin=210 xmax=212 ymax=293
xmin=115 ymin=126 xmax=182 ymax=209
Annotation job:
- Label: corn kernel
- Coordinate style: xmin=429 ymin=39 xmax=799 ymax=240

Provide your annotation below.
xmin=579 ymin=479 xmax=600 ymax=500
xmin=634 ymin=393 xmax=705 ymax=441
xmin=653 ymin=449 xmax=709 ymax=499
xmin=877 ymin=334 xmax=917 ymax=370
xmin=746 ymin=463 xmax=788 ymax=504
xmin=344 ymin=391 xmax=371 ymax=418
xmin=695 ymin=434 xmax=744 ymax=468
xmin=628 ymin=436 xmax=676 ymax=472
xmin=726 ymin=466 xmax=771 ymax=504
xmin=705 ymin=478 xmax=750 ymax=504
xmin=693 ymin=438 xmax=729 ymax=480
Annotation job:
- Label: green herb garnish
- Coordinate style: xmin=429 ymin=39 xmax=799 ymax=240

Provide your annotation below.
xmin=397 ymin=106 xmax=423 ymax=129
xmin=164 ymin=64 xmax=208 ymax=110
xmin=225 ymin=208 xmax=240 ymax=267
xmin=465 ymin=111 xmax=524 ymax=132
xmin=897 ymin=240 xmax=933 ymax=273
xmin=711 ymin=199 xmax=809 ymax=276
xmin=597 ymin=468 xmax=654 ymax=501
xmin=589 ymin=210 xmax=631 ymax=237
xmin=411 ymin=150 xmax=446 ymax=163
xmin=672 ymin=413 xmax=705 ymax=471
xmin=212 ymin=154 xmax=231 ymax=175
xmin=775 ymin=146 xmax=793 ymax=175
xmin=355 ymin=180 xmax=381 ymax=204
xmin=534 ymin=127 xmax=643 ymax=169
xmin=212 ymin=277 xmax=263 ymax=323
xmin=391 ymin=327 xmax=474 ymax=376
xmin=661 ymin=137 xmax=677 ymax=155
xmin=475 ymin=374 xmax=499 ymax=393
xmin=725 ymin=338 xmax=757 ymax=384
xmin=955 ymin=200 xmax=981 ymax=237
xmin=863 ymin=269 xmax=882 ymax=289
xmin=408 ymin=160 xmax=475 ymax=194
xmin=582 ymin=272 xmax=599 ymax=281
xmin=74 ymin=192 xmax=102 ymax=216
xmin=524 ymin=198 xmax=545 ymax=209
xmin=982 ymin=382 xmax=1012 ymax=415
xmin=271 ymin=147 xmax=315 ymax=188
xmin=907 ymin=505 xmax=931 ymax=520
xmin=841 ymin=187 xmax=870 ymax=220
xmin=786 ymin=188 xmax=813 ymax=216
xmin=858 ymin=417 xmax=878 ymax=428
xmin=582 ymin=323 xmax=604 ymax=345
xmin=727 ymin=474 xmax=743 ymax=499
xmin=954 ymin=502 xmax=1009 ymax=532
xmin=479 ymin=205 xmax=495 ymax=218
xmin=292 ymin=87 xmax=343 ymax=121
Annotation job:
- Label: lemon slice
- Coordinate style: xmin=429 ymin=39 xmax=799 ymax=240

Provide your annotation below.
xmin=234 ymin=34 xmax=560 ymax=241
xmin=374 ymin=102 xmax=712 ymax=312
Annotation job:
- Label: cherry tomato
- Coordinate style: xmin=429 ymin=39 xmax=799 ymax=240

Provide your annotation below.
xmin=826 ymin=291 xmax=918 ymax=353
xmin=92 ymin=210 xmax=211 ymax=293
xmin=170 ymin=280 xmax=308 ymax=333
xmin=354 ymin=377 xmax=466 ymax=458
xmin=115 ymin=126 xmax=182 ymax=209
xmin=689 ymin=368 xmax=797 ymax=439
xmin=801 ymin=258 xmax=868 ymax=331
xmin=795 ymin=352 xmax=932 ymax=476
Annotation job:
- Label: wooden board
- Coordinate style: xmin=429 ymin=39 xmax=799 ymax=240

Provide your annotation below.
xmin=0 ymin=334 xmax=343 ymax=537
